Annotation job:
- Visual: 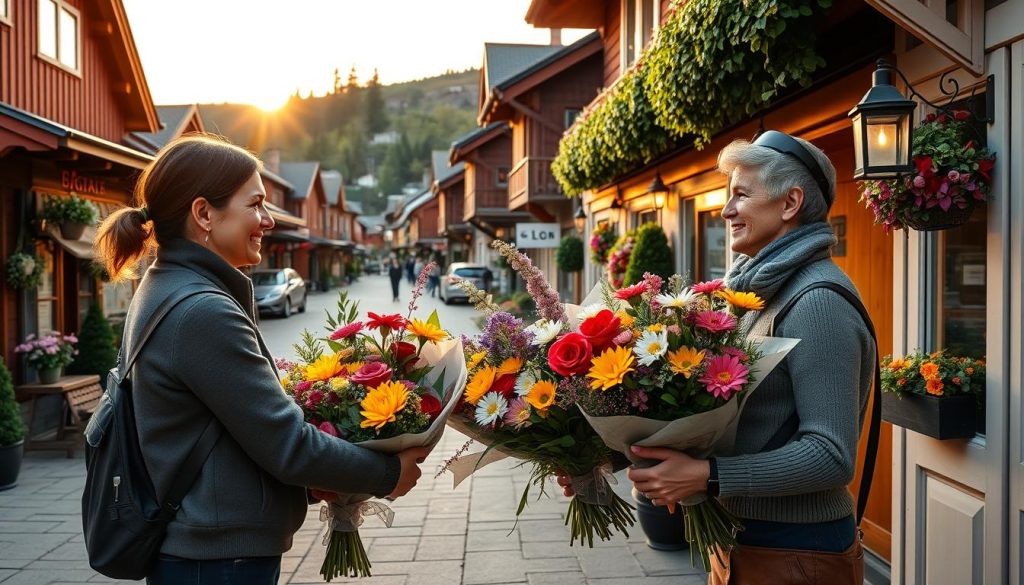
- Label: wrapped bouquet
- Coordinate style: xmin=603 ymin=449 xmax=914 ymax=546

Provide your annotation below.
xmin=279 ymin=271 xmax=467 ymax=580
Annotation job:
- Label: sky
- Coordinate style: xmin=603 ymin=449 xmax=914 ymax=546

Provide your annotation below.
xmin=122 ymin=0 xmax=591 ymax=111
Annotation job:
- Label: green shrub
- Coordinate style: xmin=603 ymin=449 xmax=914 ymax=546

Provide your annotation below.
xmin=67 ymin=304 xmax=118 ymax=378
xmin=0 ymin=357 xmax=25 ymax=447
xmin=624 ymin=223 xmax=673 ymax=286
xmin=42 ymin=195 xmax=99 ymax=225
xmin=556 ymin=235 xmax=584 ymax=273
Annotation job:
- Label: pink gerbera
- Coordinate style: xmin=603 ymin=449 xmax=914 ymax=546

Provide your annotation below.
xmin=693 ymin=310 xmax=737 ymax=333
xmin=615 ymin=283 xmax=647 ymax=301
xmin=330 ymin=321 xmax=364 ymax=340
xmin=503 ymin=398 xmax=533 ymax=430
xmin=721 ymin=346 xmax=748 ymax=362
xmin=691 ymin=279 xmax=725 ymax=294
xmin=698 ymin=355 xmax=749 ymax=400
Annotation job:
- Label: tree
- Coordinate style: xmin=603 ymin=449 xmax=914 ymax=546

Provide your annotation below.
xmin=0 ymin=356 xmax=25 ymax=447
xmin=67 ymin=303 xmax=117 ymax=378
xmin=345 ymin=64 xmax=359 ymax=93
xmin=624 ymin=223 xmax=673 ymax=286
xmin=365 ymin=68 xmax=388 ymax=134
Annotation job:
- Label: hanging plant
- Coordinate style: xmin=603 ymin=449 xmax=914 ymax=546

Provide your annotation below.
xmin=589 ymin=222 xmax=617 ymax=264
xmin=42 ymin=195 xmax=99 ymax=240
xmin=860 ymin=111 xmax=995 ymax=232
xmin=556 ymin=235 xmax=584 ymax=273
xmin=606 ymin=231 xmax=637 ymax=288
xmin=5 ymin=251 xmax=44 ymax=290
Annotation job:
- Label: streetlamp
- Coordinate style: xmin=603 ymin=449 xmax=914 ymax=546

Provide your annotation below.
xmin=848 ymin=60 xmax=917 ymax=180
xmin=574 ymin=203 xmax=587 ymax=234
xmin=608 ymin=189 xmax=624 ymax=224
xmin=647 ymin=172 xmax=668 ymax=224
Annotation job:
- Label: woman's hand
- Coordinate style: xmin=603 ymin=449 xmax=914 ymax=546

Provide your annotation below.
xmin=388 ymin=446 xmax=430 ymax=499
xmin=627 ymin=445 xmax=710 ymax=507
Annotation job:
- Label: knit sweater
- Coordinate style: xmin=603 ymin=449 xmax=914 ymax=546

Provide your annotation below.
xmin=717 ymin=225 xmax=874 ymax=523
xmin=129 ymin=239 xmax=401 ymax=559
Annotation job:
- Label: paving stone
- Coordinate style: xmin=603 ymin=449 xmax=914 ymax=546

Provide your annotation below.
xmin=367 ymin=543 xmax=417 ymax=562
xmin=575 ymin=546 xmax=644 ymax=578
xmin=627 ymin=542 xmax=708 ymax=576
xmin=463 ymin=551 xmax=578 ymax=585
xmin=465 ymin=528 xmax=519 ymax=552
xmin=415 ymin=534 xmax=465 ymax=561
xmin=526 ymin=571 xmax=586 ymax=585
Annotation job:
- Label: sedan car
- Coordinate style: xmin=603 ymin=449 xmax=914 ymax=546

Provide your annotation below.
xmin=439 ymin=263 xmax=492 ymax=305
xmin=253 ymin=268 xmax=307 ymax=318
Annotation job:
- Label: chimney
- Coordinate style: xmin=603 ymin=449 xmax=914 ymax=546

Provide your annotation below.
xmin=263 ymin=149 xmax=281 ymax=174
xmin=550 ymin=28 xmax=562 ymax=46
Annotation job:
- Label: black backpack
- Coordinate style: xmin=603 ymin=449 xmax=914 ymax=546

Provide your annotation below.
xmin=82 ymin=283 xmax=225 ymax=579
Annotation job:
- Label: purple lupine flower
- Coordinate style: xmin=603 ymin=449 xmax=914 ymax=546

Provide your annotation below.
xmin=407 ymin=261 xmax=436 ymax=317
xmin=490 ymin=240 xmax=566 ymax=323
xmin=479 ymin=311 xmax=535 ymax=363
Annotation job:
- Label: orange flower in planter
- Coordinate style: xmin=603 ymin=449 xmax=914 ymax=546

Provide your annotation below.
xmin=920 ymin=362 xmax=940 ymax=380
xmin=925 ymin=378 xmax=944 ymax=396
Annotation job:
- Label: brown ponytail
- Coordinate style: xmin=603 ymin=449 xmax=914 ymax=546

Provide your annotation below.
xmin=94 ymin=133 xmax=262 ymax=281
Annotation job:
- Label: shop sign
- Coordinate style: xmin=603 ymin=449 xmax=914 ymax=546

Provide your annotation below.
xmin=515 ymin=223 xmax=561 ymax=249
xmin=61 ymin=170 xmax=107 ymax=195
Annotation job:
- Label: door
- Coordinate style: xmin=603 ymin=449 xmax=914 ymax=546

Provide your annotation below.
xmin=1008 ymin=38 xmax=1024 ymax=585
xmin=893 ymin=48 xmax=1010 ymax=585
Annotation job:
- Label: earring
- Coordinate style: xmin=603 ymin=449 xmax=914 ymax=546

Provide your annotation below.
xmin=204 ymin=229 xmax=210 ymax=245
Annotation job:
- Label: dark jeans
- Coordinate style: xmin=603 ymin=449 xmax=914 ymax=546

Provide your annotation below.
xmin=147 ymin=554 xmax=281 ymax=585
xmin=390 ymin=278 xmax=401 ymax=299
xmin=736 ymin=515 xmax=856 ymax=552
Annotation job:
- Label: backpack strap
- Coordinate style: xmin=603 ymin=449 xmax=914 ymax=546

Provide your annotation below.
xmin=763 ymin=282 xmax=882 ymax=527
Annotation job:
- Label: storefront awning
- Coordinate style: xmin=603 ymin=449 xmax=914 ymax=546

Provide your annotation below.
xmin=265 ymin=201 xmax=306 ymax=229
xmin=264 ymin=229 xmax=309 ymax=243
xmin=310 ymin=236 xmax=354 ymax=249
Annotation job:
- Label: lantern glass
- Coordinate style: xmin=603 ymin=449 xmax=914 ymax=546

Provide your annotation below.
xmin=653 ymin=192 xmax=666 ymax=210
xmin=866 ymin=115 xmax=903 ymax=168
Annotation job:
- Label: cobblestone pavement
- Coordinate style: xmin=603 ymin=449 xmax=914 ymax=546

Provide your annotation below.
xmin=0 ymin=274 xmax=706 ymax=584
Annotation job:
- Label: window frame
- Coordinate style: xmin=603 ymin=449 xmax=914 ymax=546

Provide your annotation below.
xmin=620 ymin=0 xmax=661 ymax=72
xmin=35 ymin=0 xmax=82 ymax=76
xmin=0 ymin=0 xmax=12 ymax=27
xmin=495 ymin=166 xmax=510 ymax=188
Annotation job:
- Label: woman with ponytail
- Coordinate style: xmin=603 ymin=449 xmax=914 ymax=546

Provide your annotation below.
xmin=95 ymin=134 xmax=427 ymax=585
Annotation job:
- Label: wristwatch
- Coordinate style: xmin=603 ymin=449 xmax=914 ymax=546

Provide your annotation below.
xmin=707 ymin=458 xmax=720 ymax=497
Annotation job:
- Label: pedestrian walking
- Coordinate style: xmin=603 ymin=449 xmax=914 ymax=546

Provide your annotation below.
xmin=405 ymin=256 xmax=416 ymax=284
xmin=428 ymin=262 xmax=441 ymax=297
xmin=92 ymin=134 xmax=427 ymax=585
xmin=388 ymin=257 xmax=403 ymax=302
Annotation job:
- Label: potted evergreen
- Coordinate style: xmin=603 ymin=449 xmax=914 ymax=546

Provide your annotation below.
xmin=42 ymin=195 xmax=99 ymax=240
xmin=624 ymin=223 xmax=673 ymax=286
xmin=67 ymin=304 xmax=118 ymax=384
xmin=881 ymin=349 xmax=985 ymax=439
xmin=556 ymin=235 xmax=584 ymax=273
xmin=0 ymin=356 xmax=26 ymax=491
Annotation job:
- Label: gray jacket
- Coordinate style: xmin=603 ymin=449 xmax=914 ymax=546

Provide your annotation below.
xmin=127 ymin=238 xmax=400 ymax=559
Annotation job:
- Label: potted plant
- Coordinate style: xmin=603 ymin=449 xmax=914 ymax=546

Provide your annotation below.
xmin=556 ymin=235 xmax=584 ymax=273
xmin=589 ymin=222 xmax=617 ymax=265
xmin=66 ymin=304 xmax=117 ymax=384
xmin=861 ymin=110 xmax=995 ymax=232
xmin=42 ymin=195 xmax=99 ymax=240
xmin=14 ymin=332 xmax=78 ymax=384
xmin=880 ymin=349 xmax=985 ymax=439
xmin=0 ymin=356 xmax=26 ymax=490
xmin=5 ymin=251 xmax=44 ymax=290
xmin=624 ymin=223 xmax=673 ymax=286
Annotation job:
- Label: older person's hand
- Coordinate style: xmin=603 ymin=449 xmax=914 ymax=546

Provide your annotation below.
xmin=627 ymin=445 xmax=710 ymax=507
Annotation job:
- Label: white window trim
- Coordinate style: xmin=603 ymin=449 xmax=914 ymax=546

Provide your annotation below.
xmin=35 ymin=0 xmax=81 ymax=77
xmin=0 ymin=0 xmax=12 ymax=27
xmin=619 ymin=0 xmax=661 ymax=74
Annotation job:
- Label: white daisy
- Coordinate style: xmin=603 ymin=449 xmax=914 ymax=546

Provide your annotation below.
xmin=575 ymin=303 xmax=605 ymax=322
xmin=474 ymin=392 xmax=509 ymax=426
xmin=633 ymin=330 xmax=669 ymax=366
xmin=525 ymin=319 xmax=563 ymax=346
xmin=515 ymin=371 xmax=537 ymax=397
xmin=655 ymin=288 xmax=696 ymax=310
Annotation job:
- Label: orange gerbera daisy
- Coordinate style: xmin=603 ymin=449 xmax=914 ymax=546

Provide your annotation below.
xmin=496 ymin=356 xmax=523 ymax=377
xmin=464 ymin=366 xmax=497 ymax=405
xmin=919 ymin=362 xmax=940 ymax=380
xmin=925 ymin=378 xmax=944 ymax=396
xmin=359 ymin=380 xmax=410 ymax=431
xmin=715 ymin=289 xmax=765 ymax=312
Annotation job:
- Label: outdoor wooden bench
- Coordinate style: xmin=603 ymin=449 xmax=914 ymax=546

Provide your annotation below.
xmin=15 ymin=374 xmax=103 ymax=457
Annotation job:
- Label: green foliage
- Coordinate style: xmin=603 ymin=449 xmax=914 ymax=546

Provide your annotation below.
xmin=624 ymin=223 xmax=673 ymax=286
xmin=0 ymin=357 xmax=24 ymax=446
xmin=556 ymin=235 xmax=584 ymax=273
xmin=67 ymin=304 xmax=117 ymax=378
xmin=42 ymin=195 xmax=99 ymax=225
xmin=552 ymin=0 xmax=831 ymax=196
xmin=365 ymin=69 xmax=388 ymax=134
xmin=5 ymin=251 xmax=43 ymax=290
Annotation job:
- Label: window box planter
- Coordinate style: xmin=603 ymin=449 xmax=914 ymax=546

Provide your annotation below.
xmin=880 ymin=392 xmax=976 ymax=440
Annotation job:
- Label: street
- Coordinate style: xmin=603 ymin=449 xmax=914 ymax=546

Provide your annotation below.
xmin=0 ymin=275 xmax=704 ymax=585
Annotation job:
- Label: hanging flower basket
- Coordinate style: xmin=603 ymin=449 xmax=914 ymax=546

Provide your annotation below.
xmin=5 ymin=251 xmax=44 ymax=290
xmin=860 ymin=111 xmax=995 ymax=233
xmin=880 ymin=349 xmax=984 ymax=440
xmin=590 ymin=223 xmax=617 ymax=265
xmin=42 ymin=195 xmax=99 ymax=241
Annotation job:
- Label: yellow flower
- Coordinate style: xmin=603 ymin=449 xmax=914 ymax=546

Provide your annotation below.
xmin=280 ymin=377 xmax=290 ymax=390
xmin=925 ymin=378 xmax=944 ymax=396
xmin=329 ymin=377 xmax=350 ymax=394
xmin=304 ymin=352 xmax=346 ymax=381
xmin=496 ymin=357 xmax=523 ymax=377
xmin=467 ymin=351 xmax=487 ymax=370
xmin=887 ymin=358 xmax=910 ymax=371
xmin=344 ymin=361 xmax=365 ymax=374
xmin=464 ymin=366 xmax=497 ymax=405
xmin=646 ymin=324 xmax=664 ymax=333
xmin=920 ymin=362 xmax=940 ymax=380
xmin=526 ymin=379 xmax=557 ymax=413
xmin=587 ymin=346 xmax=635 ymax=391
xmin=407 ymin=319 xmax=447 ymax=343
xmin=667 ymin=346 xmax=705 ymax=378
xmin=359 ymin=380 xmax=410 ymax=431
xmin=716 ymin=289 xmax=765 ymax=312
xmin=616 ymin=311 xmax=635 ymax=328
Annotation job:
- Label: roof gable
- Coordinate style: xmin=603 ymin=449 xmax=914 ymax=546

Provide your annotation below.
xmin=320 ymin=170 xmax=344 ymax=205
xmin=96 ymin=0 xmax=159 ymax=132
xmin=279 ymin=162 xmax=321 ymax=200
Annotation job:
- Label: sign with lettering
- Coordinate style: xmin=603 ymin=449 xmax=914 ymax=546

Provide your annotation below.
xmin=515 ymin=223 xmax=561 ymax=249
xmin=61 ymin=170 xmax=107 ymax=195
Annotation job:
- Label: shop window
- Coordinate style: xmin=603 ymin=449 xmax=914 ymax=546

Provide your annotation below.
xmin=35 ymin=243 xmax=58 ymax=336
xmin=696 ymin=209 xmax=728 ymax=282
xmin=37 ymin=0 xmax=79 ymax=72
xmin=77 ymin=261 xmax=96 ymax=325
xmin=564 ymin=109 xmax=581 ymax=129
xmin=634 ymin=210 xmax=656 ymax=228
xmin=621 ymin=0 xmax=658 ymax=70
xmin=496 ymin=167 xmax=510 ymax=188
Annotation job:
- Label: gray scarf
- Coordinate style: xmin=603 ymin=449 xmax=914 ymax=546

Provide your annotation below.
xmin=726 ymin=221 xmax=836 ymax=306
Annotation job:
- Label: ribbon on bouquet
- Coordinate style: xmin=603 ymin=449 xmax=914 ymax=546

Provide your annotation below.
xmin=569 ymin=464 xmax=618 ymax=506
xmin=319 ymin=500 xmax=395 ymax=543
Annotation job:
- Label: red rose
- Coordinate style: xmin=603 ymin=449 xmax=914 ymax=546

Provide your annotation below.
xmin=914 ymin=155 xmax=934 ymax=176
xmin=419 ymin=390 xmax=442 ymax=420
xmin=579 ymin=310 xmax=622 ymax=352
xmin=317 ymin=421 xmax=340 ymax=437
xmin=491 ymin=374 xmax=518 ymax=399
xmin=391 ymin=341 xmax=418 ymax=371
xmin=548 ymin=332 xmax=593 ymax=376
xmin=978 ymin=157 xmax=994 ymax=181
xmin=925 ymin=113 xmax=937 ymax=123
xmin=350 ymin=362 xmax=393 ymax=389
xmin=367 ymin=312 xmax=406 ymax=331
xmin=954 ymin=110 xmax=970 ymax=121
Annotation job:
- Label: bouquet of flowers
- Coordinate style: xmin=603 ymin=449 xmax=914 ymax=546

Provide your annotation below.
xmin=15 ymin=332 xmax=78 ymax=371
xmin=861 ymin=110 xmax=995 ymax=232
xmin=279 ymin=268 xmax=467 ymax=580
xmin=590 ymin=222 xmax=617 ymax=265
xmin=443 ymin=240 xmax=636 ymax=547
xmin=881 ymin=349 xmax=985 ymax=398
xmin=569 ymin=276 xmax=797 ymax=569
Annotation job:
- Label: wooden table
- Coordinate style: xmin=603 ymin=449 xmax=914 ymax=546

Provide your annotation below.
xmin=15 ymin=374 xmax=103 ymax=457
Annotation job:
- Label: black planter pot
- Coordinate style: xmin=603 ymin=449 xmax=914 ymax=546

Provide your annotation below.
xmin=904 ymin=201 xmax=977 ymax=231
xmin=632 ymin=487 xmax=688 ymax=551
xmin=0 ymin=439 xmax=25 ymax=491
xmin=881 ymin=392 xmax=976 ymax=440
xmin=59 ymin=222 xmax=87 ymax=240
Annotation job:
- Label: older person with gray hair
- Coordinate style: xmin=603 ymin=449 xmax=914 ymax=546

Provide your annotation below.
xmin=625 ymin=131 xmax=874 ymax=584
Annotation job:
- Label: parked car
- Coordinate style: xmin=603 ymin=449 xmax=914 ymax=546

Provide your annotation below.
xmin=253 ymin=268 xmax=307 ymax=318
xmin=364 ymin=260 xmax=383 ymax=275
xmin=439 ymin=263 xmax=492 ymax=305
